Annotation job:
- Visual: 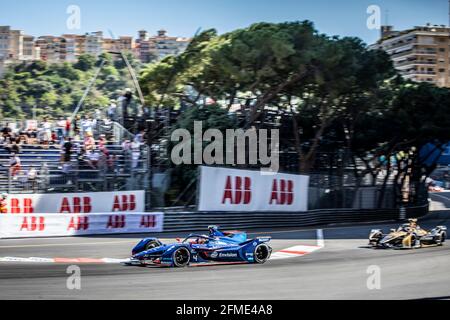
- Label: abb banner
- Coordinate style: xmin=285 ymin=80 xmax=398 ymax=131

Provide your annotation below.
xmin=0 ymin=212 xmax=164 ymax=238
xmin=198 ymin=166 xmax=309 ymax=212
xmin=1 ymin=191 xmax=145 ymax=214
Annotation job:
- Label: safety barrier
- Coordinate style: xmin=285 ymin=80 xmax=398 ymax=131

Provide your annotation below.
xmin=0 ymin=203 xmax=428 ymax=238
xmin=161 ymin=203 xmax=429 ymax=232
xmin=0 ymin=212 xmax=164 ymax=239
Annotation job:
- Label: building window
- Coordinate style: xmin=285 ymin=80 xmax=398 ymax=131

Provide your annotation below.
xmin=439 ymin=68 xmax=445 ymax=72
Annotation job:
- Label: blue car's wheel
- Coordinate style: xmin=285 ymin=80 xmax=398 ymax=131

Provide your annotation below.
xmin=254 ymin=244 xmax=271 ymax=264
xmin=173 ymin=247 xmax=191 ymax=267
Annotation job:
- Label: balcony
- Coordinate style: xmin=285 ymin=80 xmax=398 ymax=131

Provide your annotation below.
xmin=391 ymin=48 xmax=437 ymax=59
xmin=395 ymin=59 xmax=437 ymax=68
xmin=402 ymin=70 xmax=437 ymax=76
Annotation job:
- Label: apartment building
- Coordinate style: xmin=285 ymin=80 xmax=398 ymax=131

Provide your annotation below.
xmin=0 ymin=25 xmax=190 ymax=69
xmin=22 ymin=35 xmax=38 ymax=60
xmin=84 ymin=31 xmax=103 ymax=57
xmin=104 ymin=36 xmax=135 ymax=53
xmin=61 ymin=34 xmax=78 ymax=62
xmin=35 ymin=36 xmax=63 ymax=62
xmin=136 ymin=29 xmax=190 ymax=62
xmin=153 ymin=29 xmax=190 ymax=59
xmin=371 ymin=24 xmax=450 ymax=88
xmin=0 ymin=26 xmax=11 ymax=60
xmin=0 ymin=26 xmax=24 ymax=61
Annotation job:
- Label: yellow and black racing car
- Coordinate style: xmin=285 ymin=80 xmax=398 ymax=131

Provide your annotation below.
xmin=368 ymin=219 xmax=447 ymax=249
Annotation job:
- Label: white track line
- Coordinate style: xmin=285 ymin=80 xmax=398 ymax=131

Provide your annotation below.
xmin=0 ymin=257 xmax=130 ymax=264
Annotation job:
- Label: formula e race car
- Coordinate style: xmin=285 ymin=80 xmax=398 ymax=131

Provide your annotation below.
xmin=368 ymin=219 xmax=447 ymax=249
xmin=126 ymin=226 xmax=272 ymax=267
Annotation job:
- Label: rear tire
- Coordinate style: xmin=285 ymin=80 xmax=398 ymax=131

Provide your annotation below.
xmin=254 ymin=244 xmax=271 ymax=264
xmin=172 ymin=247 xmax=191 ymax=267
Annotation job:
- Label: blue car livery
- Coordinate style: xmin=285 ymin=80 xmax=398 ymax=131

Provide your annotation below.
xmin=127 ymin=226 xmax=272 ymax=267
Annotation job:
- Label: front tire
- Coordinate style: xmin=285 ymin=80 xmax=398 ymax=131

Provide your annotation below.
xmin=172 ymin=247 xmax=191 ymax=267
xmin=437 ymin=232 xmax=446 ymax=245
xmin=254 ymin=244 xmax=271 ymax=264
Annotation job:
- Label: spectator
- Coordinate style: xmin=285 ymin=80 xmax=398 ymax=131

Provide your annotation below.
xmin=5 ymin=141 xmax=21 ymax=154
xmin=26 ymin=128 xmax=38 ymax=144
xmin=81 ymin=116 xmax=91 ymax=137
xmin=51 ymin=130 xmax=58 ymax=144
xmin=119 ymin=88 xmax=133 ymax=123
xmin=84 ymin=132 xmax=95 ymax=152
xmin=56 ymin=118 xmax=66 ymax=140
xmin=73 ymin=115 xmax=81 ymax=136
xmin=98 ymin=134 xmax=107 ymax=150
xmin=65 ymin=117 xmax=71 ymax=137
xmin=28 ymin=167 xmax=38 ymax=190
xmin=121 ymin=139 xmax=131 ymax=172
xmin=107 ymin=102 xmax=117 ymax=122
xmin=73 ymin=129 xmax=81 ymax=141
xmin=42 ymin=117 xmax=52 ymax=141
xmin=85 ymin=151 xmax=101 ymax=169
xmin=134 ymin=130 xmax=145 ymax=144
xmin=0 ymin=193 xmax=8 ymax=214
xmin=62 ymin=162 xmax=73 ymax=185
xmin=122 ymin=139 xmax=131 ymax=153
xmin=131 ymin=140 xmax=141 ymax=169
xmin=108 ymin=153 xmax=118 ymax=174
xmin=95 ymin=109 xmax=102 ymax=121
xmin=1 ymin=126 xmax=12 ymax=140
xmin=9 ymin=153 xmax=21 ymax=178
xmin=62 ymin=137 xmax=73 ymax=163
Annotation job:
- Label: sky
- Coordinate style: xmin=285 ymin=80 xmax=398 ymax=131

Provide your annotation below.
xmin=0 ymin=0 xmax=447 ymax=45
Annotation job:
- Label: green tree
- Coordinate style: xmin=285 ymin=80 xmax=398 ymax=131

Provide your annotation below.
xmin=74 ymin=54 xmax=97 ymax=71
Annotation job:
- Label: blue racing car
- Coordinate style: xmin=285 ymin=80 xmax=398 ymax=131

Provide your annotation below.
xmin=127 ymin=226 xmax=272 ymax=267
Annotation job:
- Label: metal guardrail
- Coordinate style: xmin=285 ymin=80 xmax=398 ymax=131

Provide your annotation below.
xmin=161 ymin=203 xmax=429 ymax=232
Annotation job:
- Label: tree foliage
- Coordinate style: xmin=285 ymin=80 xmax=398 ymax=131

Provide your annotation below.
xmin=140 ymin=20 xmax=450 ymax=205
xmin=0 ymin=53 xmax=143 ymax=119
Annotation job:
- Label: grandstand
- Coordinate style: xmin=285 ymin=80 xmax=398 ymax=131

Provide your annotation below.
xmin=0 ymin=120 xmax=150 ymax=196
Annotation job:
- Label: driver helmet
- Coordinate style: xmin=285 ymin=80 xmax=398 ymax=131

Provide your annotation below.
xmin=0 ymin=193 xmax=7 ymax=200
xmin=208 ymin=225 xmax=219 ymax=236
xmin=408 ymin=218 xmax=418 ymax=228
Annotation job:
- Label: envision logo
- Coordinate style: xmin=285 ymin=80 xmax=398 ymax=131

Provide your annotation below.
xmin=171 ymin=121 xmax=279 ymax=174
xmin=219 ymin=252 xmax=238 ymax=258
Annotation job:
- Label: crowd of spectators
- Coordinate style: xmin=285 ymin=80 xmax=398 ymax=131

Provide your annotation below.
xmin=1 ymin=112 xmax=147 ymax=182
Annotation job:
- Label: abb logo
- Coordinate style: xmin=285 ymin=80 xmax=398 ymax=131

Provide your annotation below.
xmin=9 ymin=198 xmax=34 ymax=214
xmin=20 ymin=216 xmax=45 ymax=231
xmin=107 ymin=215 xmax=126 ymax=229
xmin=59 ymin=197 xmax=92 ymax=213
xmin=68 ymin=216 xmax=89 ymax=231
xmin=222 ymin=176 xmax=252 ymax=205
xmin=112 ymin=195 xmax=136 ymax=212
xmin=269 ymin=179 xmax=294 ymax=205
xmin=140 ymin=215 xmax=156 ymax=228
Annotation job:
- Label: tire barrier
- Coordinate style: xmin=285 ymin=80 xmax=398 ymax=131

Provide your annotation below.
xmin=162 ymin=203 xmax=429 ymax=233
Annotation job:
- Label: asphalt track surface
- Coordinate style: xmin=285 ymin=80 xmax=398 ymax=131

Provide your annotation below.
xmin=0 ymin=193 xmax=449 ymax=300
